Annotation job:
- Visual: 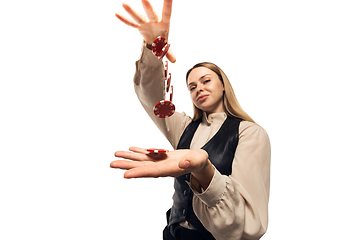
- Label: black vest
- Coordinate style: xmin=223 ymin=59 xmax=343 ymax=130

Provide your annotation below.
xmin=168 ymin=115 xmax=242 ymax=239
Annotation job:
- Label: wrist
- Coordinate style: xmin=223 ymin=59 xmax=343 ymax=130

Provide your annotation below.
xmin=145 ymin=42 xmax=152 ymax=50
xmin=191 ymin=159 xmax=215 ymax=191
xmin=143 ymin=40 xmax=152 ymax=50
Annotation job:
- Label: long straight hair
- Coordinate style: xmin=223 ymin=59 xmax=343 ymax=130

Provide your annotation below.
xmin=186 ymin=62 xmax=255 ymax=123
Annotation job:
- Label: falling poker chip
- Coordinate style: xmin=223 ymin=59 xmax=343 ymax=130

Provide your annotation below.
xmin=152 ymin=36 xmax=170 ymax=60
xmin=153 ymin=100 xmax=175 ymax=118
xmin=164 ymin=61 xmax=168 ymax=79
xmin=152 ymin=37 xmax=175 ymax=119
xmin=159 ymin=44 xmax=170 ymax=60
xmin=166 ymin=73 xmax=171 ymax=93
xmin=169 ymin=85 xmax=173 ymax=102
xmin=146 ymin=148 xmax=168 ymax=153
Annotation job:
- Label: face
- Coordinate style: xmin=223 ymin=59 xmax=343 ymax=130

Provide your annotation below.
xmin=187 ymin=67 xmax=225 ymax=115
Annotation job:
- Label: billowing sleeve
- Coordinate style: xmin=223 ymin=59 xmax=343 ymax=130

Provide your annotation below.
xmin=190 ymin=121 xmax=271 ymax=240
xmin=133 ymin=43 xmax=192 ymax=149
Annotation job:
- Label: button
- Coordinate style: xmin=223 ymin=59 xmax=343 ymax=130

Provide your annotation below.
xmin=182 ymin=209 xmax=187 ymax=216
xmin=183 ymin=190 xmax=189 ymax=196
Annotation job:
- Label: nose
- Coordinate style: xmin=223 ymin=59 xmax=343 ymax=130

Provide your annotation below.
xmin=196 ymin=85 xmax=204 ymax=94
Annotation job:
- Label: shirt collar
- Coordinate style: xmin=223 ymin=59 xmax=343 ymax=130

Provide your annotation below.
xmin=202 ymin=112 xmax=227 ymax=125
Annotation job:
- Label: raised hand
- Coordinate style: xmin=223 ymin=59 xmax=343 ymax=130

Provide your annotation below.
xmin=115 ymin=0 xmax=176 ymax=63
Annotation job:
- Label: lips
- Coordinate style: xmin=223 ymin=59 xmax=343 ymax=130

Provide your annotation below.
xmin=197 ymin=94 xmax=209 ymax=102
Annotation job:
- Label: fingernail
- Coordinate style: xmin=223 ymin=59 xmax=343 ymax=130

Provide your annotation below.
xmin=182 ymin=160 xmax=190 ymax=169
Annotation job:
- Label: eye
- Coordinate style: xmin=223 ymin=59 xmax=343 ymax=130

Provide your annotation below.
xmin=189 ymin=86 xmax=196 ymax=92
xmin=204 ymin=79 xmax=211 ymax=84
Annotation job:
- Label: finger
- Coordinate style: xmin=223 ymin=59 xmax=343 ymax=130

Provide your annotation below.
xmin=166 ymin=49 xmax=176 ymax=63
xmin=123 ymin=165 xmax=161 ymax=178
xmin=114 ymin=150 xmax=151 ymax=161
xmin=129 ymin=146 xmax=148 ymax=154
xmin=115 ymin=13 xmax=141 ymax=28
xmin=122 ymin=2 xmax=148 ymax=25
xmin=110 ymin=160 xmax=146 ymax=169
xmin=142 ymin=0 xmax=159 ymax=22
xmin=161 ymin=0 xmax=173 ymax=23
xmin=178 ymin=159 xmax=191 ymax=169
xmin=124 ymin=162 xmax=181 ymax=178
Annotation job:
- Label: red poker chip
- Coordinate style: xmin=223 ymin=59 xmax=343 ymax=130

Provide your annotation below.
xmin=170 ymin=86 xmax=173 ymax=102
xmin=153 ymin=100 xmax=175 ymax=118
xmin=164 ymin=61 xmax=168 ymax=79
xmin=146 ymin=148 xmax=168 ymax=153
xmin=166 ymin=73 xmax=171 ymax=92
xmin=158 ymin=43 xmax=170 ymax=60
xmin=152 ymin=36 xmax=170 ymax=60
xmin=152 ymin=36 xmax=166 ymax=54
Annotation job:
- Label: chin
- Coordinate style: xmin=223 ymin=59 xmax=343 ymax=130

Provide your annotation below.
xmin=195 ymin=104 xmax=208 ymax=112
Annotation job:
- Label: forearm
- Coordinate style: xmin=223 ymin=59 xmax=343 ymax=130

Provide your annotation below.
xmin=133 ymin=42 xmax=190 ymax=148
xmin=134 ymin=42 xmax=166 ymax=125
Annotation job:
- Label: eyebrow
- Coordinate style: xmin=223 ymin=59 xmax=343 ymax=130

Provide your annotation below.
xmin=188 ymin=74 xmax=211 ymax=86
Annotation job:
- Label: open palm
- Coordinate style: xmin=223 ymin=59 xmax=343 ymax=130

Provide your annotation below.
xmin=110 ymin=147 xmax=209 ymax=179
xmin=115 ymin=0 xmax=176 ymax=63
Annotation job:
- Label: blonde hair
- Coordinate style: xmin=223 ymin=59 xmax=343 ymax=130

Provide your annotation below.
xmin=186 ymin=62 xmax=255 ymax=123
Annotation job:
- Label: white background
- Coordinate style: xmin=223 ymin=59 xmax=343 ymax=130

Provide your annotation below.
xmin=1 ymin=0 xmax=359 ymax=239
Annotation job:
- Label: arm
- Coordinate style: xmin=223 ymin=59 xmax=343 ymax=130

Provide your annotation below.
xmin=134 ymin=45 xmax=191 ymax=148
xmin=116 ymin=0 xmax=189 ymax=148
xmin=191 ymin=121 xmax=271 ymax=240
xmin=110 ymin=122 xmax=271 ymax=239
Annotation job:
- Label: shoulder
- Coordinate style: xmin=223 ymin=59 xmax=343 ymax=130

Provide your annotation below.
xmin=238 ymin=121 xmax=270 ymax=142
xmin=235 ymin=121 xmax=271 ymax=163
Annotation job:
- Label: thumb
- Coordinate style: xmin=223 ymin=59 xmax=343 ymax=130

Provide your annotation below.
xmin=178 ymin=159 xmax=191 ymax=169
xmin=178 ymin=149 xmax=208 ymax=170
xmin=166 ymin=49 xmax=176 ymax=63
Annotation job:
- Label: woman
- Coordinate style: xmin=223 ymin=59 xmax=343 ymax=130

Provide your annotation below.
xmin=111 ymin=1 xmax=271 ymax=240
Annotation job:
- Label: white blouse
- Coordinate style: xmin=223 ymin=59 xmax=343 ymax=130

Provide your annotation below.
xmin=133 ymin=44 xmax=271 ymax=240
